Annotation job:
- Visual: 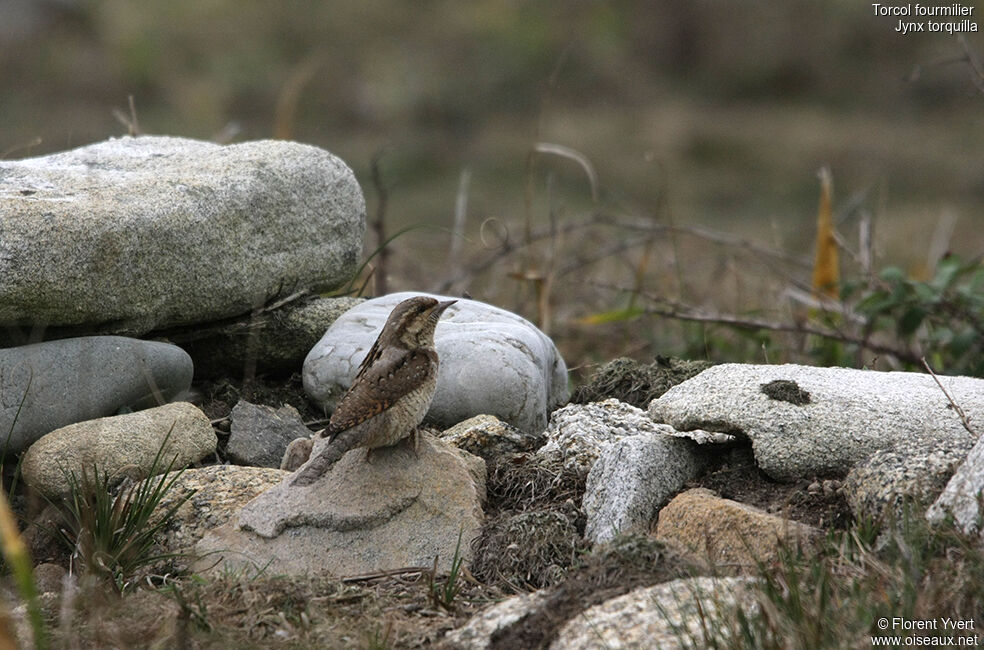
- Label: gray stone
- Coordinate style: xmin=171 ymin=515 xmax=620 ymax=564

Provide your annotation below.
xmin=0 ymin=136 xmax=365 ymax=337
xmin=176 ymin=296 xmax=364 ymax=379
xmin=441 ymin=414 xmax=542 ymax=463
xmin=196 ymin=433 xmax=485 ymax=578
xmin=584 ymin=434 xmax=705 ymax=545
xmin=550 ymin=577 xmax=759 ymax=649
xmin=303 ymin=292 xmax=568 ymax=434
xmin=21 ymin=402 xmax=216 ymax=499
xmin=649 ymin=364 xmax=983 ymax=482
xmin=655 ymin=488 xmax=821 ymax=570
xmin=0 ymin=336 xmax=192 ymax=455
xmin=845 ymin=437 xmax=971 ymax=519
xmin=927 ymin=434 xmax=984 ymax=537
xmin=227 ymin=401 xmax=313 ymax=468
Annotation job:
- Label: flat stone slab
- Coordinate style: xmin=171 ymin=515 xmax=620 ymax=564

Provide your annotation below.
xmin=0 ymin=136 xmax=365 ymax=337
xmin=0 ymin=336 xmax=192 ymax=455
xmin=303 ymin=292 xmax=569 ymax=434
xmin=649 ymin=364 xmax=983 ymax=481
xmin=195 ymin=433 xmax=485 ymax=578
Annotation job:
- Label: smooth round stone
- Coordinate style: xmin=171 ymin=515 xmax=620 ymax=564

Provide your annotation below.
xmin=0 ymin=336 xmax=193 ymax=455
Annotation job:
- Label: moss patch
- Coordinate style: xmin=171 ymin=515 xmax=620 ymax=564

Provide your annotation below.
xmin=760 ymin=379 xmax=812 ymax=406
xmin=570 ymin=357 xmax=713 ymax=408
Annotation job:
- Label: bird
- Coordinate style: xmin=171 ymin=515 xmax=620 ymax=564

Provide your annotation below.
xmin=289 ymin=295 xmax=457 ymax=487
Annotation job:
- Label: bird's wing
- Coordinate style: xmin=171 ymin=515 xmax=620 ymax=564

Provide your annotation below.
xmin=355 ymin=336 xmax=384 ymax=377
xmin=328 ymin=346 xmax=435 ymax=434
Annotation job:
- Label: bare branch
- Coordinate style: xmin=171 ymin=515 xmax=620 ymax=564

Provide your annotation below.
xmin=369 ymin=149 xmax=389 ymax=296
xmin=627 ymin=288 xmax=924 ymax=365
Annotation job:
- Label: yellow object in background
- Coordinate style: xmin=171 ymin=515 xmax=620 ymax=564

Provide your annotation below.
xmin=812 ymin=167 xmax=839 ymax=299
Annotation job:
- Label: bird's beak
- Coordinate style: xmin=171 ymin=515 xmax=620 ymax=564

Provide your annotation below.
xmin=433 ymin=299 xmax=457 ymax=316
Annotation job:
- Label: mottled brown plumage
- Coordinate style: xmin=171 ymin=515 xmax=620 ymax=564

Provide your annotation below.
xmin=290 ymin=296 xmax=456 ymax=486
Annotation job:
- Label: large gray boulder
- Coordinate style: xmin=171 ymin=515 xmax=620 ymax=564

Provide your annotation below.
xmin=0 ymin=136 xmax=365 ymax=338
xmin=649 ymin=364 xmax=983 ymax=482
xmin=196 ymin=433 xmax=485 ymax=578
xmin=0 ymin=336 xmax=193 ymax=455
xmin=303 ymin=292 xmax=569 ymax=434
xmin=21 ymin=402 xmax=216 ymax=499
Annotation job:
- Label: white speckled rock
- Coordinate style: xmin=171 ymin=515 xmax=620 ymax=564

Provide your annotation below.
xmin=927 ymin=434 xmax=984 ymax=538
xmin=21 ymin=402 xmax=216 ymax=499
xmin=536 ymin=399 xmax=720 ymax=476
xmin=0 ymin=336 xmax=192 ymax=455
xmin=649 ymin=364 xmax=983 ymax=482
xmin=303 ymin=292 xmax=568 ymax=434
xmin=584 ymin=434 xmax=705 ymax=545
xmin=0 ymin=136 xmax=364 ymax=336
xmin=845 ymin=436 xmax=972 ymax=519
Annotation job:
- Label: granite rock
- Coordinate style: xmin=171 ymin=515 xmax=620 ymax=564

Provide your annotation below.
xmin=0 ymin=136 xmax=364 ymax=337
xmin=655 ymin=488 xmax=822 ymax=569
xmin=584 ymin=434 xmax=706 ymax=544
xmin=21 ymin=402 xmax=216 ymax=499
xmin=927 ymin=433 xmax=984 ymax=538
xmin=649 ymin=364 xmax=983 ymax=481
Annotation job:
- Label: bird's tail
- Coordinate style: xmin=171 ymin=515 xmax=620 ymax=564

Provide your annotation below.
xmin=288 ymin=427 xmax=359 ymax=487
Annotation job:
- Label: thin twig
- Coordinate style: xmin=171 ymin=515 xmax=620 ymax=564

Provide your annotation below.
xmin=921 ymin=357 xmax=976 ymax=437
xmin=369 ymin=149 xmax=389 ymax=296
xmin=341 ymin=566 xmax=432 ymax=582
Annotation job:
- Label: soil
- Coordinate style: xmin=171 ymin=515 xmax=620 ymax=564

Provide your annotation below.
xmin=5 ymin=360 xmax=855 ymax=648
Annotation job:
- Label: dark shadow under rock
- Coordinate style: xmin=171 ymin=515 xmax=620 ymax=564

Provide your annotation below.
xmin=570 ymin=356 xmax=713 ymax=408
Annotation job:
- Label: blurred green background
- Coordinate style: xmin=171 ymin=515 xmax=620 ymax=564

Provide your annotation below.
xmin=3 ymin=0 xmax=982 ymax=370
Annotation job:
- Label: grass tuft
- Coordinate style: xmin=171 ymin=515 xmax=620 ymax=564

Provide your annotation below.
xmin=53 ymin=426 xmax=196 ymax=593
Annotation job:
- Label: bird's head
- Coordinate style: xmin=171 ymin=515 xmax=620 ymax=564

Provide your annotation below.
xmin=384 ymin=296 xmax=457 ymax=348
